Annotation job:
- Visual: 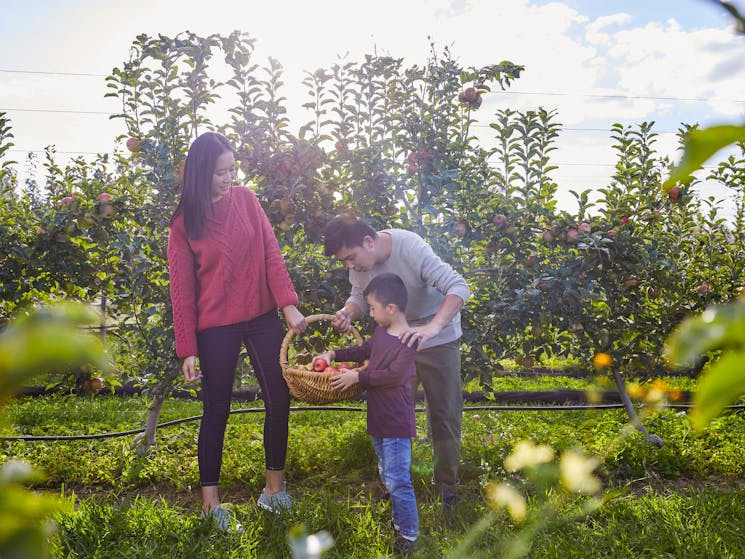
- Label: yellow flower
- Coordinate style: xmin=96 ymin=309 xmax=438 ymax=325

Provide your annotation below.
xmin=593 ymin=352 xmax=612 ymax=368
xmin=485 ymin=482 xmax=527 ymax=522
xmin=650 ymin=379 xmax=668 ymax=392
xmin=627 ymin=383 xmax=646 ymax=400
xmin=560 ymin=450 xmax=601 ymax=495
xmin=668 ymin=389 xmax=683 ymax=402
xmin=504 ymin=440 xmax=555 ymax=472
xmin=645 ymin=388 xmax=666 ymax=405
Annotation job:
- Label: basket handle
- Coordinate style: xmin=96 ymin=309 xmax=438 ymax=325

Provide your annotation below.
xmin=279 ymin=313 xmax=364 ymax=370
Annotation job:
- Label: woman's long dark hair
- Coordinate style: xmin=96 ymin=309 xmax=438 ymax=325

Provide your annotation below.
xmin=171 ymin=132 xmax=234 ymax=239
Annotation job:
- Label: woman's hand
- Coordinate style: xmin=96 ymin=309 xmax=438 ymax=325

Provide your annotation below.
xmin=282 ymin=305 xmax=308 ymax=335
xmin=181 ymin=356 xmax=201 ymax=382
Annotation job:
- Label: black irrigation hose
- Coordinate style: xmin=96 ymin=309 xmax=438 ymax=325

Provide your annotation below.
xmin=4 ymin=402 xmax=745 ymax=443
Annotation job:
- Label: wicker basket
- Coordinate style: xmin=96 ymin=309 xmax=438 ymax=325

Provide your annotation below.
xmin=280 ymin=314 xmax=366 ymax=404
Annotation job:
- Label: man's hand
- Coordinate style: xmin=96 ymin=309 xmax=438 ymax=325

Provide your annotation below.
xmin=330 ymin=370 xmax=359 ymax=390
xmin=399 ymin=322 xmax=443 ymax=349
xmin=331 ymin=309 xmax=353 ymax=333
xmin=181 ymin=356 xmax=201 ymax=382
xmin=400 ymin=293 xmax=464 ymax=348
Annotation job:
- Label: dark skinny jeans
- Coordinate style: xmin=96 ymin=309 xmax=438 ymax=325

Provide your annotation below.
xmin=196 ymin=310 xmax=290 ymax=486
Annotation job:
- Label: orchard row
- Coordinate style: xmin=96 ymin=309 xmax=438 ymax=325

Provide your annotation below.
xmin=1 ymin=32 xmax=743 ymax=407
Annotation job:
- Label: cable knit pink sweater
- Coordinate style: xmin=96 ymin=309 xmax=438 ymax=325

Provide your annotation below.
xmin=167 ymin=186 xmax=299 ymax=358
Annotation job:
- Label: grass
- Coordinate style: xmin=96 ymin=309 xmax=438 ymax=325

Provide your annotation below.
xmin=2 ymin=385 xmax=745 ymax=558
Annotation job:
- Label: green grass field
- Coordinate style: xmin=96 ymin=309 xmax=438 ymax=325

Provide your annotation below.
xmin=2 ymin=381 xmax=745 ymax=558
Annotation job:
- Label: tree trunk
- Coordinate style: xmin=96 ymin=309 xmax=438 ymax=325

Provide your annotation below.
xmin=132 ymin=388 xmax=168 ymax=455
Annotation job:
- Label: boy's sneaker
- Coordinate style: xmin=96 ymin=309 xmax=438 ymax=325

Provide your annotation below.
xmin=257 ymin=487 xmax=293 ymax=513
xmin=201 ymin=505 xmax=244 ymax=533
xmin=393 ymin=535 xmax=417 ymax=557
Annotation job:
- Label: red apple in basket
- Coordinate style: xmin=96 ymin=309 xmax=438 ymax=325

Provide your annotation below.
xmin=312 ymin=358 xmax=328 ymax=372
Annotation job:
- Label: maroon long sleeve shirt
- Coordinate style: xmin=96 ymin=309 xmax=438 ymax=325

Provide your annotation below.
xmin=334 ymin=326 xmax=417 ymax=438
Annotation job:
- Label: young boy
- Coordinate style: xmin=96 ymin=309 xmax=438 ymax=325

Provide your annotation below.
xmin=314 ymin=273 xmax=419 ymax=555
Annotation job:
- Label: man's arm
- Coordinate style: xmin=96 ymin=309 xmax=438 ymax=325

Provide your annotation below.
xmin=399 ymin=293 xmax=464 ymax=348
xmin=332 ymin=301 xmax=363 ymax=333
xmin=417 ymin=237 xmax=471 ymax=303
xmin=399 ymin=233 xmax=470 ymax=348
xmin=429 ymin=293 xmax=465 ymax=330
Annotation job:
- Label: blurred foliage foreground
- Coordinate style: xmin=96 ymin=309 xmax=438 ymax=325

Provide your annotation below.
xmin=0 ymin=304 xmax=106 ymax=559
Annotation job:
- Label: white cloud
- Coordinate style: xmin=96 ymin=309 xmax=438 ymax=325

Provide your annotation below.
xmin=2 ymin=0 xmax=743 ymax=214
xmin=606 ymin=22 xmax=745 ymax=115
xmin=585 ymin=13 xmax=632 ymax=45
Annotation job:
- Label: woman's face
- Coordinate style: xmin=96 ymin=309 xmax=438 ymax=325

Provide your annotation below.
xmin=211 ymin=150 xmax=235 ymax=201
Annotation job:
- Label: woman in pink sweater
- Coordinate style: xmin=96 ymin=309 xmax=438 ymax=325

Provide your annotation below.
xmin=168 ymin=132 xmax=307 ymax=530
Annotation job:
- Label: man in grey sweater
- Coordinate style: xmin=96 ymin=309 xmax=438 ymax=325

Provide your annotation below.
xmin=323 ymin=215 xmax=470 ymax=509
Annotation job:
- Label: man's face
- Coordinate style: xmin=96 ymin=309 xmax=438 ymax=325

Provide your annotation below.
xmin=336 ymin=236 xmax=376 ymax=272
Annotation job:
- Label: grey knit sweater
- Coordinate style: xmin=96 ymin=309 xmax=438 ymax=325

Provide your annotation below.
xmin=347 ymin=229 xmax=471 ymax=350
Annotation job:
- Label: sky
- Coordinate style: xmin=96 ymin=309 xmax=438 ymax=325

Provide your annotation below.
xmin=1 ymin=0 xmax=744 ymax=214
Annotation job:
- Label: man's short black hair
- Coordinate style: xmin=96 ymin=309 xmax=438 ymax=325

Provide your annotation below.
xmin=363 ymin=273 xmax=407 ymax=312
xmin=323 ymin=215 xmax=377 ymax=257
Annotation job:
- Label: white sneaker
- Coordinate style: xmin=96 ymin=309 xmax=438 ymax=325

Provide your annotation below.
xmin=201 ymin=505 xmax=244 ymax=533
xmin=257 ymin=486 xmax=293 ymax=513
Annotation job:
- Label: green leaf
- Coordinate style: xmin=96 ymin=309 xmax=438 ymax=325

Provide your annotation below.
xmin=691 ymin=351 xmax=745 ymax=430
xmin=663 ymin=125 xmax=745 ymax=190
xmin=0 ymin=303 xmax=108 ymax=399
xmin=664 ymin=300 xmax=745 ymax=366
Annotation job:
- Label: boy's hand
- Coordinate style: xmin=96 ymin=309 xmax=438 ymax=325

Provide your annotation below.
xmin=330 ymin=370 xmax=359 ymax=390
xmin=312 ymin=351 xmax=335 ymax=370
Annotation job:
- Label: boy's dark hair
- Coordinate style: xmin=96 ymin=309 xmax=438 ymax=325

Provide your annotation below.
xmin=323 ymin=215 xmax=377 ymax=257
xmin=363 ymin=273 xmax=407 ymax=312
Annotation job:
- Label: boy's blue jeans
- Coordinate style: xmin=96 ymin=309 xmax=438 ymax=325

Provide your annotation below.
xmin=372 ymin=437 xmax=419 ymax=541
